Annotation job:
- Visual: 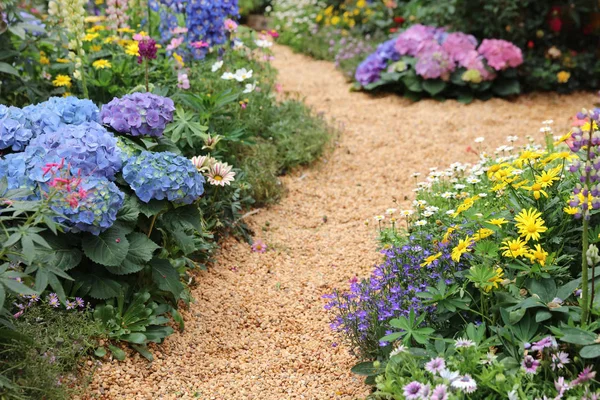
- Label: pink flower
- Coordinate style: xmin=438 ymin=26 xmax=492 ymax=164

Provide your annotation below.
xmin=573 ymin=366 xmax=596 ymax=385
xmin=460 ymin=50 xmax=495 ymax=80
xmin=171 ymin=27 xmax=188 ymax=35
xmin=395 ymin=24 xmax=438 ymax=56
xmin=478 ymin=39 xmax=523 ymax=71
xmin=522 ymin=355 xmax=540 ymax=374
xmin=275 ymin=83 xmax=283 ymax=93
xmin=415 ymin=49 xmax=454 ymax=80
xmin=167 ymin=36 xmax=184 ymax=51
xmin=268 ymin=29 xmax=279 ymax=38
xmin=251 ymin=239 xmax=267 ymax=253
xmin=177 ymin=72 xmax=190 ymax=90
xmin=224 ymin=18 xmax=238 ymax=32
xmin=133 ymin=32 xmax=149 ymax=41
xmin=441 ymin=32 xmax=478 ymax=64
xmin=190 ymin=41 xmax=209 ymax=49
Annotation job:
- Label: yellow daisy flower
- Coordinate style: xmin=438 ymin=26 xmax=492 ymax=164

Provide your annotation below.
xmin=514 ymin=208 xmax=547 ymax=242
xmin=56 ymin=58 xmax=70 ymax=63
xmin=92 ymin=59 xmax=112 ymax=69
xmin=535 ymin=166 xmax=562 ymax=188
xmin=83 ymin=32 xmax=99 ymax=41
xmin=563 ymin=206 xmax=579 ymax=215
xmin=452 ymin=236 xmax=474 ymax=262
xmin=487 ymin=218 xmax=508 ymax=227
xmin=40 ymin=55 xmax=50 ymax=65
xmin=125 ymin=41 xmax=139 ymax=56
xmin=528 ymin=244 xmax=548 ymax=266
xmin=52 ymin=74 xmax=72 ymax=88
xmin=500 ymin=237 xmax=529 ymax=258
xmin=485 ymin=268 xmax=504 ymax=292
xmin=441 ymin=226 xmax=456 ymax=244
xmin=91 ymin=45 xmax=102 ymax=52
xmin=420 ymin=252 xmax=442 ymax=267
xmin=473 ymin=228 xmax=494 ymax=241
xmin=117 ymin=27 xmax=135 ymax=33
xmin=522 ymin=182 xmax=548 ymax=200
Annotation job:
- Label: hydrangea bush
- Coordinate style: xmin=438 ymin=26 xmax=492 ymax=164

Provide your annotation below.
xmin=355 ymin=24 xmax=523 ymax=102
xmin=100 ymin=93 xmax=175 ymax=137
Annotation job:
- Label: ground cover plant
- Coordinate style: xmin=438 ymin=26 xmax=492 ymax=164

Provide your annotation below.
xmin=326 ymin=115 xmax=600 ymax=398
xmin=0 ymin=0 xmax=332 ymax=397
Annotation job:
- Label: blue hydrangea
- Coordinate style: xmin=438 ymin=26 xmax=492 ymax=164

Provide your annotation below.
xmin=122 ymin=151 xmax=205 ymax=204
xmin=26 ymin=121 xmax=122 ymax=180
xmin=0 ymin=152 xmax=36 ymax=193
xmin=22 ymin=96 xmax=100 ymax=140
xmin=185 ymin=0 xmax=239 ymax=59
xmin=0 ymin=105 xmax=34 ymax=151
xmin=100 ymin=93 xmax=175 ymax=137
xmin=49 ymin=176 xmax=124 ymax=235
xmin=355 ymin=38 xmax=400 ymax=86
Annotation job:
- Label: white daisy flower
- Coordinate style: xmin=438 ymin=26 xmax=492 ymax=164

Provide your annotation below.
xmin=506 ymin=135 xmax=518 ymax=142
xmin=374 ymin=215 xmax=384 ymax=221
xmin=243 ymin=81 xmax=257 ymax=93
xmin=414 ymin=220 xmax=427 ymax=226
xmin=451 ymin=374 xmax=477 ymax=393
xmin=211 ymin=60 xmax=223 ymax=72
xmin=474 ymin=137 xmax=485 ymax=143
xmin=234 ymin=68 xmax=253 ymax=82
xmin=221 ymin=72 xmax=235 ymax=80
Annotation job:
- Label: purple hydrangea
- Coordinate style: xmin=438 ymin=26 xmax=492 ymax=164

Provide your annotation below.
xmin=441 ymin=32 xmax=478 ymax=64
xmin=478 ymin=39 xmax=523 ymax=70
xmin=394 ymin=24 xmax=441 ymax=56
xmin=354 ymin=38 xmax=400 ymax=86
xmin=100 ymin=93 xmax=176 ymax=138
xmin=26 ymin=121 xmax=122 ymax=180
xmin=122 ymin=150 xmax=205 ymax=204
xmin=0 ymin=105 xmax=34 ymax=151
xmin=415 ymin=49 xmax=454 ymax=80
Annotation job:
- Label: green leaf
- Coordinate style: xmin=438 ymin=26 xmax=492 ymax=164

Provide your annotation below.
xmin=117 ymin=195 xmax=141 ymax=223
xmin=138 ymin=200 xmax=168 ymax=217
xmin=131 ymin=344 xmax=154 ymax=361
xmin=86 ymin=276 xmax=123 ymax=299
xmin=1 ymin=278 xmax=37 ymax=296
xmin=104 ymin=259 xmax=145 ymax=275
xmin=82 ymin=227 xmax=130 ymax=267
xmin=535 ymin=310 xmax=552 ymax=323
xmin=121 ymin=333 xmax=147 ymax=344
xmin=422 ymin=80 xmax=446 ymax=96
xmin=581 ymin=344 xmax=600 ymax=359
xmin=43 ymin=234 xmax=82 ymax=270
xmin=94 ymin=347 xmax=107 ymax=357
xmin=126 ymin=233 xmax=160 ymax=263
xmin=561 ymin=330 xmax=597 ymax=345
xmin=0 ymin=284 xmax=5 ymax=311
xmin=380 ymin=332 xmax=403 ymax=342
xmin=108 ymin=345 xmax=126 ymax=361
xmin=350 ymin=361 xmax=385 ymax=376
xmin=163 ymin=205 xmax=202 ymax=232
xmin=492 ymin=79 xmax=520 ymax=97
xmin=0 ymin=62 xmax=19 ymax=77
xmin=150 ymin=258 xmax=183 ymax=299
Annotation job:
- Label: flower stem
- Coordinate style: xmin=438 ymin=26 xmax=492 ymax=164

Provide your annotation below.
xmin=147 ymin=213 xmax=158 ymax=238
xmin=145 ymin=59 xmax=149 ymax=92
xmin=581 ymin=120 xmax=594 ymax=323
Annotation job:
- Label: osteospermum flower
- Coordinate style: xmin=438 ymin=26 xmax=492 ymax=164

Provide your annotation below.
xmin=522 ymin=355 xmax=540 ymax=374
xmin=514 ymin=208 xmax=548 ymax=241
xmin=251 ymin=239 xmax=267 ymax=253
xmin=403 ymin=381 xmax=423 ymax=400
xmin=425 ymin=357 xmax=446 ymax=375
xmin=206 ymin=162 xmax=236 ymax=186
xmin=573 ymin=366 xmax=596 ymax=385
xmin=455 ymin=338 xmax=475 ymax=348
xmin=551 ymin=352 xmax=570 ymax=370
xmin=451 ymin=374 xmax=477 ymax=393
xmin=430 ymin=384 xmax=449 ymax=400
xmin=52 ymin=75 xmax=72 ymax=87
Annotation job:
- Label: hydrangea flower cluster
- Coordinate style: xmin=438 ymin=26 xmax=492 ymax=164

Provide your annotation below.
xmin=23 ymin=96 xmax=100 ymax=138
xmin=27 ymin=121 xmax=123 ymax=180
xmin=184 ymin=0 xmax=239 ymax=59
xmin=100 ymin=93 xmax=175 ymax=137
xmin=356 ymin=24 xmax=523 ymax=85
xmin=122 ymin=151 xmax=205 ymax=204
xmin=324 ymin=238 xmax=467 ymax=358
xmin=0 ymin=105 xmax=34 ymax=151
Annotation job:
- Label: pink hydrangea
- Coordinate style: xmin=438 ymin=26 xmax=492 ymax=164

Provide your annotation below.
xmin=442 ymin=32 xmax=478 ymax=64
xmin=478 ymin=39 xmax=523 ymax=71
xmin=415 ymin=49 xmax=454 ymax=80
xmin=415 ymin=39 xmax=443 ymax=57
xmin=395 ymin=24 xmax=438 ymax=56
xmin=460 ymin=50 xmax=495 ymax=81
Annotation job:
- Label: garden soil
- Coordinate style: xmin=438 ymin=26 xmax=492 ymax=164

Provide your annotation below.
xmin=84 ymin=45 xmax=597 ymax=399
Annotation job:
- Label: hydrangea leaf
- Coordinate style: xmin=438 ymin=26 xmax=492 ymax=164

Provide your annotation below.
xmin=137 ymin=199 xmax=168 ymax=217
xmin=422 ymin=80 xmax=446 ymax=96
xmin=88 ymin=276 xmax=123 ymax=299
xmin=117 ymin=195 xmax=141 ymax=223
xmin=82 ymin=226 xmax=130 ymax=267
xmin=41 ymin=234 xmax=82 ymax=271
xmin=125 ymin=232 xmax=160 ymax=264
xmin=150 ymin=258 xmax=183 ymax=299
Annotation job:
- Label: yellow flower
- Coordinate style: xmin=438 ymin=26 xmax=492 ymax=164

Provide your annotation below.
xmin=40 ymin=55 xmax=50 ymax=65
xmin=125 ymin=41 xmax=139 ymax=56
xmin=62 ymin=92 xmax=72 ymax=98
xmin=83 ymin=32 xmax=99 ymax=41
xmin=485 ymin=268 xmax=504 ymax=292
xmin=420 ymin=252 xmax=442 ymax=267
xmin=452 ymin=236 xmax=474 ymax=262
xmin=52 ymin=74 xmax=72 ymax=88
xmin=84 ymin=16 xmax=106 ymax=23
xmin=92 ymin=59 xmax=112 ymax=69
xmin=95 ymin=0 xmax=104 ymax=4
xmin=473 ymin=228 xmax=494 ymax=241
xmin=511 ymin=179 xmax=529 ymax=190
xmin=56 ymin=58 xmax=70 ymax=63
xmin=117 ymin=27 xmax=135 ymax=33
xmin=487 ymin=218 xmax=508 ymax=227
xmin=104 ymin=36 xmax=119 ymax=44
xmin=357 ymin=0 xmax=366 ymax=8
xmin=442 ymin=226 xmax=456 ymax=244
xmin=137 ymin=31 xmax=148 ymax=37
xmin=557 ymin=71 xmax=571 ymax=84
xmin=514 ymin=208 xmax=547 ymax=242
xmin=553 ymin=132 xmax=572 ymax=146
xmin=522 ymin=182 xmax=548 ymax=200
xmin=563 ymin=206 xmax=579 ymax=215
xmin=87 ymin=25 xmax=107 ymax=33
xmin=91 ymin=45 xmax=102 ymax=52
xmin=452 ymin=195 xmax=479 ymax=217
xmin=324 ymin=5 xmax=334 ymax=16
xmin=173 ymin=52 xmax=185 ymax=67
xmin=535 ymin=166 xmax=562 ymax=188
xmin=528 ymin=244 xmax=548 ymax=266
xmin=500 ymin=237 xmax=529 ymax=258
xmin=316 ymin=14 xmax=323 ymax=22
xmin=331 ymin=16 xmax=341 ymax=25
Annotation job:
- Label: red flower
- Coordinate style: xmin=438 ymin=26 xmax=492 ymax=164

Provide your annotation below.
xmin=527 ymin=41 xmax=534 ymax=49
xmin=394 ymin=16 xmax=405 ymax=24
xmin=548 ymin=17 xmax=562 ymax=33
xmin=389 ymin=27 xmax=398 ymax=33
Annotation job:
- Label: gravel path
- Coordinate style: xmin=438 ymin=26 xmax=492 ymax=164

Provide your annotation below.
xmin=86 ymin=45 xmax=597 ymax=399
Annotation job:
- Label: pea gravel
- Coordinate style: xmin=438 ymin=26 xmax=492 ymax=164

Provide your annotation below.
xmin=83 ymin=45 xmax=597 ymax=399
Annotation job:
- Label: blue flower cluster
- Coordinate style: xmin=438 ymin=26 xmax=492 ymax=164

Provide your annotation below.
xmin=27 ymin=121 xmax=123 ymax=180
xmin=355 ymin=38 xmax=400 ymax=86
xmin=184 ymin=0 xmax=239 ymax=59
xmin=50 ymin=176 xmax=124 ymax=235
xmin=122 ymin=151 xmax=205 ymax=204
xmin=0 ymin=105 xmax=34 ymax=151
xmin=23 ymin=96 xmax=100 ymax=137
xmin=152 ymin=0 xmax=185 ymax=43
xmin=100 ymin=93 xmax=175 ymax=137
xmin=324 ymin=238 xmax=466 ymax=358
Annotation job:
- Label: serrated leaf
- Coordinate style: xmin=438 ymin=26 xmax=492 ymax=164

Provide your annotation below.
xmin=82 ymin=227 xmax=130 ymax=267
xmin=150 ymin=258 xmax=183 ymax=299
xmin=104 ymin=259 xmax=145 ymax=275
xmin=137 ymin=200 xmax=168 ymax=217
xmin=43 ymin=234 xmax=82 ymax=270
xmin=126 ymin=233 xmax=160 ymax=263
xmin=117 ymin=195 xmax=141 ymax=223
